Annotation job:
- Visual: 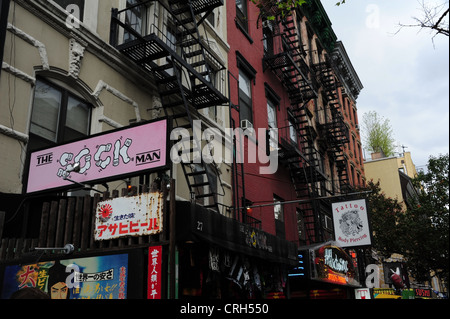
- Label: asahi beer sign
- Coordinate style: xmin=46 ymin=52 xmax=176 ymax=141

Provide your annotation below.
xmin=26 ymin=120 xmax=167 ymax=193
xmin=95 ymin=192 xmax=163 ymax=241
xmin=332 ymin=199 xmax=372 ymax=248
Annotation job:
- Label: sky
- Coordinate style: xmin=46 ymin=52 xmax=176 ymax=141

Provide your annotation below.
xmin=321 ymin=0 xmax=449 ymax=170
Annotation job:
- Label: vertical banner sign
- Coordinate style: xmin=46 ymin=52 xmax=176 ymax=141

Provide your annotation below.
xmin=27 ymin=119 xmax=167 ymax=193
xmin=95 ymin=192 xmax=163 ymax=241
xmin=147 ymin=246 xmax=162 ymax=299
xmin=332 ymin=199 xmax=371 ymax=248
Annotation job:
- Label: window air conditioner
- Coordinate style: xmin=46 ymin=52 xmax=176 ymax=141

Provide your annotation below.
xmin=241 ymin=119 xmax=253 ymax=130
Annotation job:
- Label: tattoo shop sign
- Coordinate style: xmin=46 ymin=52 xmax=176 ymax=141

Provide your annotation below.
xmin=331 ymin=199 xmax=372 ymax=248
xmin=26 ymin=119 xmax=167 ymax=193
xmin=95 ymin=192 xmax=163 ymax=241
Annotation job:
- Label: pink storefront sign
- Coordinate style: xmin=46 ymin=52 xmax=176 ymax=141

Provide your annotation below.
xmin=26 ymin=119 xmax=168 ymax=193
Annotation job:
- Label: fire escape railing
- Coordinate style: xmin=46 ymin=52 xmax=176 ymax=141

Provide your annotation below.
xmin=262 ymin=13 xmax=331 ymax=244
xmin=314 ymin=55 xmax=352 ymax=193
xmin=109 ymin=0 xmax=228 ymax=213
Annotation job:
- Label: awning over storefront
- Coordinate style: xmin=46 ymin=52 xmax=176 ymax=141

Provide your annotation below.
xmin=175 ymin=201 xmax=297 ymax=266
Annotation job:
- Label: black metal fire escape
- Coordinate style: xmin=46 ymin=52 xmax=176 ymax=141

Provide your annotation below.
xmin=263 ymin=15 xmax=328 ymax=244
xmin=110 ymin=0 xmax=227 ymax=212
xmin=314 ymin=55 xmax=351 ymax=193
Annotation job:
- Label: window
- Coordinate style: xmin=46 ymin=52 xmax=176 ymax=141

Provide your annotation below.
xmin=29 ymin=78 xmax=91 ymax=152
xmin=267 ymin=99 xmax=277 ymax=150
xmin=52 ymin=0 xmax=85 ymax=21
xmin=274 ymin=195 xmax=285 ymax=238
xmin=274 ymin=195 xmax=283 ymax=221
xmin=235 ymin=0 xmax=248 ymax=33
xmin=206 ymin=63 xmax=218 ymax=122
xmin=289 ymin=118 xmax=298 ymax=145
xmin=263 ymin=21 xmax=274 ymax=56
xmin=206 ymin=10 xmax=215 ymax=27
xmin=124 ymin=0 xmax=148 ymax=43
xmin=238 ymin=69 xmax=253 ymax=123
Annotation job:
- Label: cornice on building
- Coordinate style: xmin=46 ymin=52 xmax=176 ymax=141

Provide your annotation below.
xmin=331 ymin=41 xmax=364 ymax=101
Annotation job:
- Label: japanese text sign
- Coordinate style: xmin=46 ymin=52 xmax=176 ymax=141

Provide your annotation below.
xmin=147 ymin=246 xmax=162 ymax=299
xmin=1 ymin=254 xmax=128 ymax=299
xmin=26 ymin=119 xmax=167 ymax=193
xmin=332 ymin=199 xmax=372 ymax=248
xmin=95 ymin=192 xmax=163 ymax=241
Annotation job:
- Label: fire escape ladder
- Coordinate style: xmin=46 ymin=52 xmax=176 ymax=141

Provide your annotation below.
xmin=168 ymin=0 xmax=213 ymax=85
xmin=110 ymin=0 xmax=227 ymax=212
xmin=164 ymin=62 xmax=220 ymax=212
xmin=314 ymin=55 xmax=352 ymax=193
xmin=166 ymin=0 xmax=223 ymax=211
xmin=262 ymin=14 xmax=324 ymax=244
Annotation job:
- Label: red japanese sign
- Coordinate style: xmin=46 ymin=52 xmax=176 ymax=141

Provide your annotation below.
xmin=147 ymin=246 xmax=162 ymax=299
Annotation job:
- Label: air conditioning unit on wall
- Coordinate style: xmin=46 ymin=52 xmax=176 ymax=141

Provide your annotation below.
xmin=241 ymin=119 xmax=253 ymax=130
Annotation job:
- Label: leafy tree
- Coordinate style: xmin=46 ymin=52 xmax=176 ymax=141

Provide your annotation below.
xmin=356 ymin=180 xmax=404 ymax=258
xmin=250 ymin=0 xmax=306 ymax=19
xmin=397 ymin=154 xmax=449 ymax=286
xmin=361 ymin=111 xmax=396 ymax=157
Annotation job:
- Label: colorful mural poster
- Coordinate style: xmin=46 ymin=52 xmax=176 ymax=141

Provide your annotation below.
xmin=1 ymin=254 xmax=128 ymax=299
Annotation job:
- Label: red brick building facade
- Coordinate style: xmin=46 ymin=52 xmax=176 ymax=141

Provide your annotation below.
xmin=227 ymin=0 xmax=364 ymax=246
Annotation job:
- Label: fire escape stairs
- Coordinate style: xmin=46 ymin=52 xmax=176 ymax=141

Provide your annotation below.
xmin=111 ymin=0 xmax=227 ymax=212
xmin=264 ymin=15 xmax=326 ymax=243
xmin=314 ymin=56 xmax=351 ymax=193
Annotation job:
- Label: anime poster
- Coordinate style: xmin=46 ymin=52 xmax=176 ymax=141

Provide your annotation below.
xmin=1 ymin=254 xmax=128 ymax=299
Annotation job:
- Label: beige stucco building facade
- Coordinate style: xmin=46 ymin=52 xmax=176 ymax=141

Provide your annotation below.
xmin=1 ymin=0 xmax=232 ymax=212
xmin=364 ymin=151 xmax=418 ymax=211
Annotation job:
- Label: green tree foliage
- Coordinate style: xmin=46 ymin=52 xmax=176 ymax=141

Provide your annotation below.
xmin=356 ymin=180 xmax=404 ymax=258
xmin=398 ymin=154 xmax=449 ymax=286
xmin=250 ymin=0 xmax=306 ymax=19
xmin=361 ymin=111 xmax=396 ymax=157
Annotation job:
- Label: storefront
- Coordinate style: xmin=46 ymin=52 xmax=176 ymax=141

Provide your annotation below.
xmin=289 ymin=241 xmax=362 ymax=299
xmin=1 ymin=190 xmax=297 ymax=299
xmin=175 ymin=201 xmax=298 ymax=299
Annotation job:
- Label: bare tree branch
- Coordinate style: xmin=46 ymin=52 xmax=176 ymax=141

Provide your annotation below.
xmin=397 ymin=0 xmax=449 ymax=38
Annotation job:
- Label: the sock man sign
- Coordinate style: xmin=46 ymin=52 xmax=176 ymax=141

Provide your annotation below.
xmin=26 ymin=119 xmax=168 ymax=193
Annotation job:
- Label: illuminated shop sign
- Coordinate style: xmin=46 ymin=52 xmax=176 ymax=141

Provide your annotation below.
xmin=332 ymin=199 xmax=372 ymax=248
xmin=95 ymin=192 xmax=163 ymax=241
xmin=1 ymin=254 xmax=128 ymax=299
xmin=311 ymin=242 xmax=360 ymax=287
xmin=26 ymin=119 xmax=168 ymax=193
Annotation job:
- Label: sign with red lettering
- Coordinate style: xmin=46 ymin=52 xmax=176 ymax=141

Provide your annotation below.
xmin=332 ymin=199 xmax=372 ymax=248
xmin=26 ymin=119 xmax=168 ymax=193
xmin=147 ymin=246 xmax=162 ymax=299
xmin=414 ymin=288 xmax=432 ymax=298
xmin=95 ymin=192 xmax=163 ymax=241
